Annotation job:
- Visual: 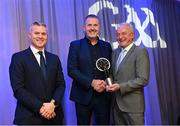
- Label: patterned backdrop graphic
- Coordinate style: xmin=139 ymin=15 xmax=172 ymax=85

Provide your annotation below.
xmin=0 ymin=0 xmax=180 ymax=125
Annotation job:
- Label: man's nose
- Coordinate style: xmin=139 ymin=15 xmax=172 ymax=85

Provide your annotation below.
xmin=38 ymin=34 xmax=43 ymax=38
xmin=91 ymin=26 xmax=95 ymax=30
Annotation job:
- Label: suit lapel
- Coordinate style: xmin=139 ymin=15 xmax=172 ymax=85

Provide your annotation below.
xmin=80 ymin=39 xmax=93 ymax=70
xmin=112 ymin=48 xmax=121 ymax=66
xmin=115 ymin=44 xmax=136 ymax=75
xmin=120 ymin=44 xmax=136 ymax=65
xmin=28 ymin=48 xmax=48 ymax=98
xmin=44 ymin=51 xmax=49 ymax=78
xmin=44 ymin=51 xmax=52 ymax=84
xmin=112 ymin=48 xmax=121 ymax=75
xmin=27 ymin=48 xmax=42 ymax=72
xmin=28 ymin=48 xmax=48 ymax=81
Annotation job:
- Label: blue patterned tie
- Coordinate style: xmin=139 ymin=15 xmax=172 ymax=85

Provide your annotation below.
xmin=38 ymin=51 xmax=47 ymax=79
xmin=115 ymin=49 xmax=126 ymax=72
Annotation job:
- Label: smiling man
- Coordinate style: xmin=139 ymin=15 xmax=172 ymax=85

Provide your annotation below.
xmin=9 ymin=22 xmax=65 ymax=125
xmin=68 ymin=14 xmax=112 ymax=125
xmin=106 ymin=23 xmax=150 ymax=125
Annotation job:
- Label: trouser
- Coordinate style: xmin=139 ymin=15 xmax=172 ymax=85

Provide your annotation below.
xmin=112 ymin=100 xmax=144 ymax=125
xmin=75 ymin=92 xmax=110 ymax=125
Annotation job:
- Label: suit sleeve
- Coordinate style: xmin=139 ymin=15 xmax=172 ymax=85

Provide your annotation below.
xmin=67 ymin=42 xmax=93 ymax=90
xmin=52 ymin=57 xmax=65 ymax=106
xmin=9 ymin=54 xmax=43 ymax=113
xmin=120 ymin=48 xmax=150 ymax=95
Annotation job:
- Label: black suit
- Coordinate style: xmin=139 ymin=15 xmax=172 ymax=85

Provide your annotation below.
xmin=9 ymin=48 xmax=65 ymax=124
xmin=68 ymin=37 xmax=112 ymax=124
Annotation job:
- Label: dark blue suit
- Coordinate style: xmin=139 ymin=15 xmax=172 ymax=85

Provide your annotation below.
xmin=9 ymin=48 xmax=65 ymax=124
xmin=68 ymin=37 xmax=112 ymax=124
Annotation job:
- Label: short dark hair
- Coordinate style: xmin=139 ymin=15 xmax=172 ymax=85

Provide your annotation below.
xmin=32 ymin=21 xmax=46 ymax=27
xmin=29 ymin=21 xmax=47 ymax=31
xmin=84 ymin=14 xmax=100 ymax=24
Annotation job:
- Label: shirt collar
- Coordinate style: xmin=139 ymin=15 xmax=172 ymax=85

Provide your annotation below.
xmin=30 ymin=45 xmax=45 ymax=55
xmin=122 ymin=42 xmax=134 ymax=52
xmin=85 ymin=36 xmax=99 ymax=46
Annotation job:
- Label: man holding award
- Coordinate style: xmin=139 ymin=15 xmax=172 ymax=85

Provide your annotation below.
xmin=106 ymin=23 xmax=150 ymax=125
xmin=67 ymin=14 xmax=112 ymax=125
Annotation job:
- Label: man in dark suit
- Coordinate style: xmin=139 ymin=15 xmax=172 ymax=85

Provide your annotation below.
xmin=9 ymin=22 xmax=65 ymax=125
xmin=67 ymin=14 xmax=112 ymax=125
xmin=106 ymin=23 xmax=150 ymax=125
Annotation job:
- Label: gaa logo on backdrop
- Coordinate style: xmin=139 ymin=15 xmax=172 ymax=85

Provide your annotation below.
xmin=88 ymin=0 xmax=167 ymax=49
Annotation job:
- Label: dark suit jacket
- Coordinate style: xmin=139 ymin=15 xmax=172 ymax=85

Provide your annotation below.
xmin=68 ymin=37 xmax=112 ymax=105
xmin=9 ymin=48 xmax=65 ymax=124
xmin=112 ymin=44 xmax=150 ymax=112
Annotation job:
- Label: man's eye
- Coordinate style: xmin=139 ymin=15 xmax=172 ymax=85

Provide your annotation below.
xmin=34 ymin=32 xmax=39 ymax=35
xmin=121 ymin=33 xmax=127 ymax=35
xmin=42 ymin=33 xmax=47 ymax=35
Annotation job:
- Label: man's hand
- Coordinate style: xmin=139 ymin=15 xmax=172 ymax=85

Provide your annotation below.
xmin=106 ymin=83 xmax=120 ymax=92
xmin=39 ymin=102 xmax=56 ymax=119
xmin=91 ymin=79 xmax=106 ymax=92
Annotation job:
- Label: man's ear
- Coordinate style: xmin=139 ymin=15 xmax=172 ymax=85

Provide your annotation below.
xmin=131 ymin=32 xmax=135 ymax=40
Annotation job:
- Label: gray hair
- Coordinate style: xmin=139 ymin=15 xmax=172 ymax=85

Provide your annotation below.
xmin=117 ymin=22 xmax=134 ymax=33
xmin=29 ymin=21 xmax=47 ymax=32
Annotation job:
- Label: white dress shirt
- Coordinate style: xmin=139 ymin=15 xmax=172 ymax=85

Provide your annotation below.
xmin=30 ymin=45 xmax=46 ymax=66
xmin=115 ymin=42 xmax=134 ymax=71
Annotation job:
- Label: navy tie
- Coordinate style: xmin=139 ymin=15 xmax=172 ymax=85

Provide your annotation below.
xmin=38 ymin=51 xmax=47 ymax=79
